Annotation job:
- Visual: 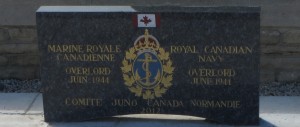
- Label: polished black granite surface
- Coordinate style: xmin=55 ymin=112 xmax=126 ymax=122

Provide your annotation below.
xmin=37 ymin=6 xmax=260 ymax=125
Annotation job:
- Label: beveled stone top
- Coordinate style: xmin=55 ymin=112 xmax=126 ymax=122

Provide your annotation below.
xmin=36 ymin=6 xmax=260 ymax=13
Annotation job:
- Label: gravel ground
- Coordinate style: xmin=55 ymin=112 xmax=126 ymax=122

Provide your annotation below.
xmin=0 ymin=79 xmax=299 ymax=96
xmin=260 ymin=82 xmax=300 ymax=96
xmin=0 ymin=79 xmax=42 ymax=93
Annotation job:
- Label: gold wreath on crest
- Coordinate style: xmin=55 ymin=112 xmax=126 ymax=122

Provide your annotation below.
xmin=121 ymin=29 xmax=174 ymax=99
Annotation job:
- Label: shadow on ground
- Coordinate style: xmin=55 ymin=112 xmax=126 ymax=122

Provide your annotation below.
xmin=47 ymin=115 xmax=275 ymax=127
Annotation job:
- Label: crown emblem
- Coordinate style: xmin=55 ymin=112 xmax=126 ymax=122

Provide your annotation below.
xmin=121 ymin=29 xmax=174 ymax=99
xmin=133 ymin=29 xmax=159 ymax=51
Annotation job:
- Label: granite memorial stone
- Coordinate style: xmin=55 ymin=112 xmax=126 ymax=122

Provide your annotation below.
xmin=36 ymin=6 xmax=260 ymax=125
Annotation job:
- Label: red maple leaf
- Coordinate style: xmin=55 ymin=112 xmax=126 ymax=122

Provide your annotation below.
xmin=140 ymin=16 xmax=152 ymax=26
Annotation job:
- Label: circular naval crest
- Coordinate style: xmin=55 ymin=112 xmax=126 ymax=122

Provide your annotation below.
xmin=121 ymin=29 xmax=174 ymax=99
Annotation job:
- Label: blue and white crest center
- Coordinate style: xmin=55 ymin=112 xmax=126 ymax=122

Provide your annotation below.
xmin=133 ymin=51 xmax=163 ymax=88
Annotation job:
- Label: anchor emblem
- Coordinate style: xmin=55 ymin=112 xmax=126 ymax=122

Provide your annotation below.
xmin=135 ymin=53 xmax=161 ymax=88
xmin=121 ymin=29 xmax=174 ymax=99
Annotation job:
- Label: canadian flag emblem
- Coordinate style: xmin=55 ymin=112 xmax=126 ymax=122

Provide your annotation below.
xmin=133 ymin=14 xmax=160 ymax=28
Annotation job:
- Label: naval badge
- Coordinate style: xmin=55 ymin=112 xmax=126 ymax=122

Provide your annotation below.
xmin=121 ymin=29 xmax=174 ymax=99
